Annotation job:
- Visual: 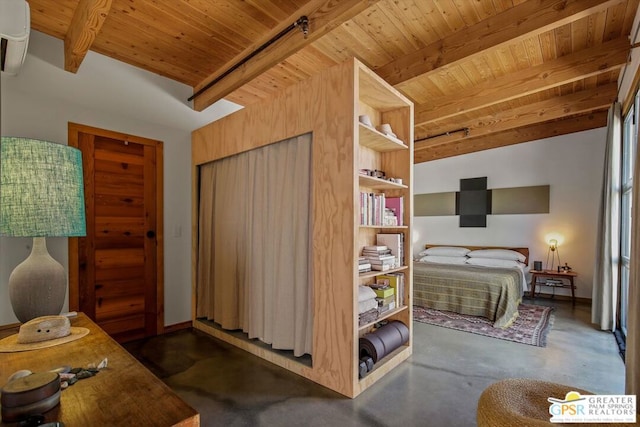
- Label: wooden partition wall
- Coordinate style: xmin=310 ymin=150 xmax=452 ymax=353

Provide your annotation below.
xmin=191 ymin=58 xmax=413 ymax=398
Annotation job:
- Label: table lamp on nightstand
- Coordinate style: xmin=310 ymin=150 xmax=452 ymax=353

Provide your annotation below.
xmin=546 ymin=238 xmax=561 ymax=271
xmin=1 ymin=137 xmax=86 ymax=323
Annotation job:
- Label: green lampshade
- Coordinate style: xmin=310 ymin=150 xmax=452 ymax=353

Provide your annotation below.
xmin=1 ymin=137 xmax=86 ymax=237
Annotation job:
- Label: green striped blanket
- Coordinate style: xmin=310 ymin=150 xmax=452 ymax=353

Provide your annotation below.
xmin=413 ymin=262 xmax=523 ymax=329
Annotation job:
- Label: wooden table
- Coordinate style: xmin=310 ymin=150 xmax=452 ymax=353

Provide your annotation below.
xmin=0 ymin=313 xmax=199 ymax=426
xmin=530 ymin=269 xmax=578 ymax=305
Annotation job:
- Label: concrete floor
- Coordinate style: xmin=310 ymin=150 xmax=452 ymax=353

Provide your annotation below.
xmin=124 ymin=298 xmax=624 ymax=426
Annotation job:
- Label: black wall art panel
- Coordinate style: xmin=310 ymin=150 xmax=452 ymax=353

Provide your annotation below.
xmin=455 ymin=177 xmax=491 ymax=227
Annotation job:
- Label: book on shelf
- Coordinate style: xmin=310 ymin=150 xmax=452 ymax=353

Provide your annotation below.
xmin=362 ymin=252 xmax=392 ymax=260
xmin=359 ymin=308 xmax=379 ymax=327
xmin=376 ymin=233 xmax=404 ymax=268
xmin=358 ymin=264 xmax=372 ymax=273
xmin=360 ymin=192 xmax=386 ymax=226
xmin=365 ymin=259 xmax=394 ymax=266
xmin=360 ymin=194 xmax=404 ymax=226
xmin=358 ymin=256 xmax=372 ymax=272
xmin=362 ymin=245 xmax=396 ymax=271
xmin=362 ymin=251 xmax=393 ymax=258
xmin=384 ymin=196 xmax=404 ymax=226
xmin=376 ymin=295 xmax=395 ymax=307
xmin=376 ymin=273 xmax=404 ymax=307
xmin=383 ymin=208 xmax=398 ymax=226
xmin=363 ymin=245 xmax=388 ymax=251
xmin=358 ymin=299 xmax=397 ymax=327
xmin=368 ymin=255 xmax=395 ymax=263
xmin=378 ymin=300 xmax=396 ymax=314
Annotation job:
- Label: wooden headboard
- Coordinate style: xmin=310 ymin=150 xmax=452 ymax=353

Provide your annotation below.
xmin=424 ymin=244 xmax=530 ymax=266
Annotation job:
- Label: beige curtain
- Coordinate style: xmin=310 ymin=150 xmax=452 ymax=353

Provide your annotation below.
xmin=627 ymin=105 xmax=640 ymax=399
xmin=196 ymin=133 xmax=313 ymax=357
xmin=592 ymin=103 xmax=621 ymax=330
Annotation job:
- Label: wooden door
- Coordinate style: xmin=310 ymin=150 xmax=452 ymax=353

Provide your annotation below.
xmin=68 ymin=123 xmax=164 ymax=342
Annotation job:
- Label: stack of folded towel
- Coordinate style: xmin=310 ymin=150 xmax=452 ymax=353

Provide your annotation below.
xmin=358 ymin=286 xmax=379 ymax=326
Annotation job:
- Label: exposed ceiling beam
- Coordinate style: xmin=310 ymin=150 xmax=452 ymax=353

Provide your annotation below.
xmin=64 ymin=0 xmax=113 ymax=73
xmin=415 ymin=82 xmax=618 ymax=148
xmin=414 ymin=111 xmax=609 ymax=163
xmin=414 ymin=37 xmax=629 ymax=127
xmin=192 ymin=0 xmax=380 ymax=111
xmin=376 ymin=0 xmax=625 ymax=87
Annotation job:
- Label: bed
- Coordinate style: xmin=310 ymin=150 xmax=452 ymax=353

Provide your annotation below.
xmin=413 ymin=245 xmax=529 ymax=329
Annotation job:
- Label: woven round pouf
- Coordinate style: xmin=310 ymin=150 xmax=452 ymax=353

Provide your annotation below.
xmin=477 ymin=378 xmax=633 ymax=427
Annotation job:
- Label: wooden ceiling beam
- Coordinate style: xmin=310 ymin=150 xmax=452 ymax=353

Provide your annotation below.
xmin=415 ymin=82 xmax=617 ymax=149
xmin=192 ymin=0 xmax=380 ymax=111
xmin=414 ymin=110 xmax=609 ymax=163
xmin=64 ymin=0 xmax=113 ymax=73
xmin=414 ymin=37 xmax=630 ymax=127
xmin=376 ymin=0 xmax=626 ymax=86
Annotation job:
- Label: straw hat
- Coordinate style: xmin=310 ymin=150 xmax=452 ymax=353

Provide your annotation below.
xmin=0 ymin=315 xmax=89 ymax=353
xmin=477 ymin=378 xmax=634 ymax=427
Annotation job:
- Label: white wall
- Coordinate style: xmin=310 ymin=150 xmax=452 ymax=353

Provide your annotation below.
xmin=0 ymin=30 xmax=241 ymax=326
xmin=413 ymin=128 xmax=607 ymax=299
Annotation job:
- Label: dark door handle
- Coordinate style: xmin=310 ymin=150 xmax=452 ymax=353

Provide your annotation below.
xmin=146 ymin=230 xmax=155 ymax=238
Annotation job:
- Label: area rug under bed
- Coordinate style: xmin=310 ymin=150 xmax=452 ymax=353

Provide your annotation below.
xmin=413 ymin=303 xmax=554 ymax=347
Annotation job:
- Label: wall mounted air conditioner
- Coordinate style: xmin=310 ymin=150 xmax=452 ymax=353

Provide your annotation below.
xmin=1 ymin=0 xmax=30 ymax=75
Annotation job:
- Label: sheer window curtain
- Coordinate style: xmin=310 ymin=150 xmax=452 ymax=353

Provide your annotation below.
xmin=196 ymin=133 xmax=313 ymax=357
xmin=592 ymin=102 xmax=621 ymax=330
xmin=627 ymin=109 xmax=640 ymax=401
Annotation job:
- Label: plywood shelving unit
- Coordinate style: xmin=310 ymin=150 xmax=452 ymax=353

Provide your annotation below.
xmin=191 ymin=58 xmax=413 ymax=398
xmin=355 ymin=64 xmax=414 ymax=392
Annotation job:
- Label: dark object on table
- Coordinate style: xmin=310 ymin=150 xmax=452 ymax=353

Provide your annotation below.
xmin=17 ymin=415 xmax=65 ymax=427
xmin=1 ymin=372 xmax=61 ymax=422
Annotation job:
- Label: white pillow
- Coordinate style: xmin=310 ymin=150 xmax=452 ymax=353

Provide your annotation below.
xmin=419 ymin=255 xmax=468 ymax=265
xmin=467 ymin=249 xmax=526 ymax=263
xmin=466 ymin=257 xmax=524 ymax=268
xmin=418 ymin=246 xmax=471 ymax=257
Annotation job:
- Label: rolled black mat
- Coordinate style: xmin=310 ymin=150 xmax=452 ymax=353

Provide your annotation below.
xmin=359 ymin=321 xmax=409 ymax=363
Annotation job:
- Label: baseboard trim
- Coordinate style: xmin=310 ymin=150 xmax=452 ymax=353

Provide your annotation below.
xmin=163 ymin=320 xmax=192 ymax=334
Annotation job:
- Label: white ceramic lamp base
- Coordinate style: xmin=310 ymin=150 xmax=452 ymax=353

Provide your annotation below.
xmin=9 ymin=237 xmax=66 ymax=323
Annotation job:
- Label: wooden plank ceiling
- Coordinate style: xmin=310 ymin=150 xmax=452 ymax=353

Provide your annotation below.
xmin=27 ymin=0 xmax=639 ymax=162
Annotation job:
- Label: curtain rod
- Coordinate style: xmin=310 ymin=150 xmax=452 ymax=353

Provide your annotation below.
xmin=188 ymin=16 xmax=309 ymax=103
xmin=414 ymin=127 xmax=470 ymax=143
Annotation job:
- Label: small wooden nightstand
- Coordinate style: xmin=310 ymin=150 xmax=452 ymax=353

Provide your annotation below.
xmin=530 ymin=269 xmax=578 ymax=305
